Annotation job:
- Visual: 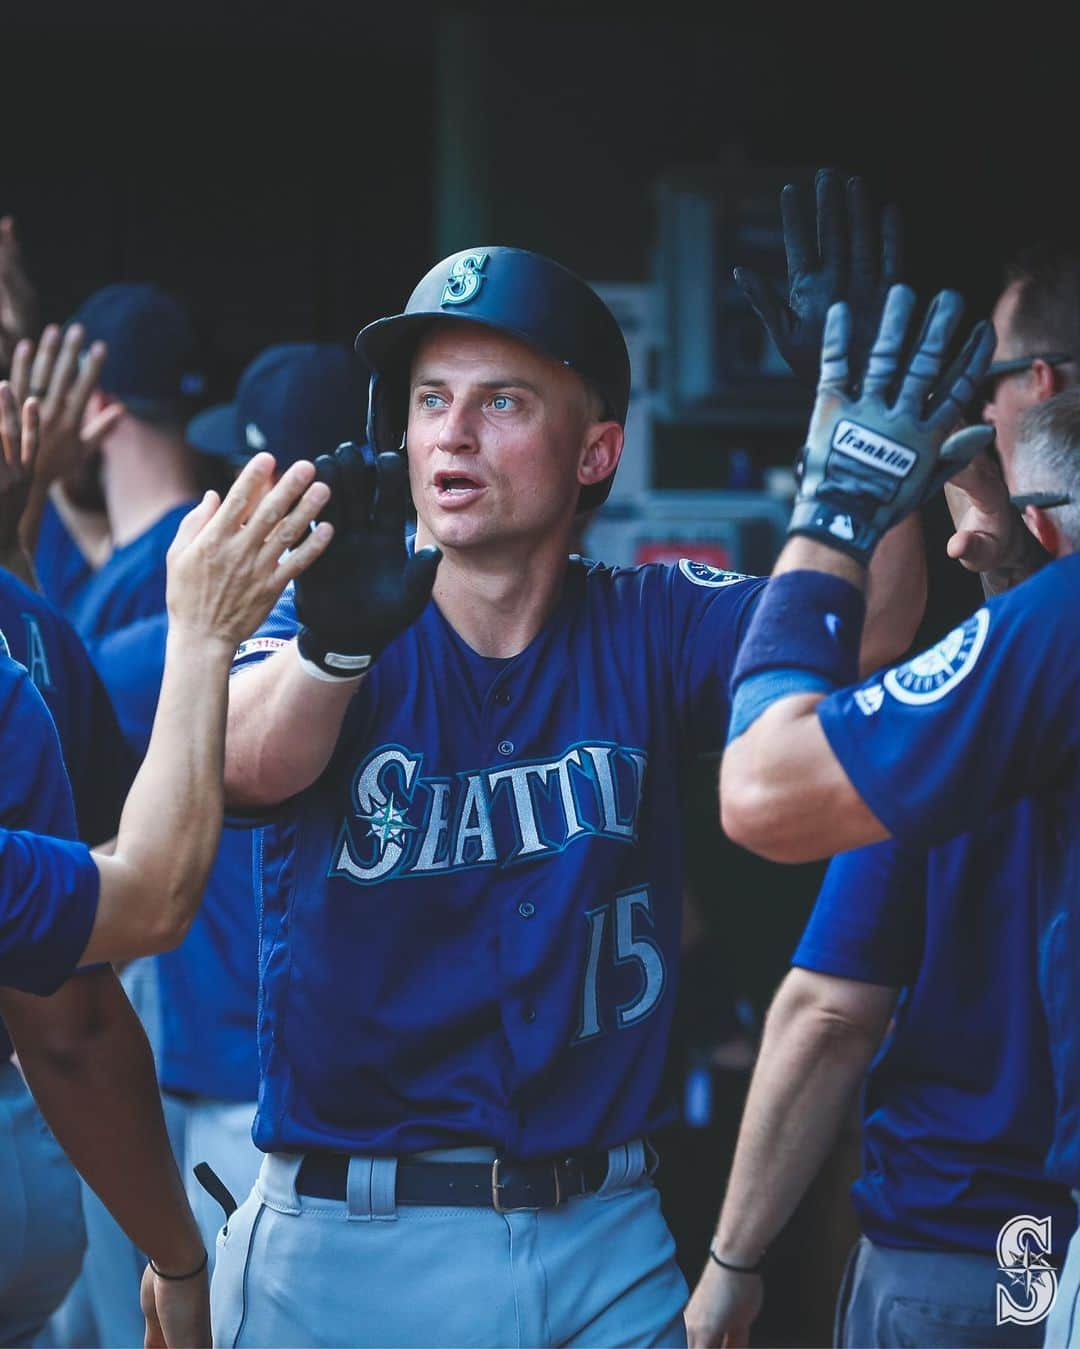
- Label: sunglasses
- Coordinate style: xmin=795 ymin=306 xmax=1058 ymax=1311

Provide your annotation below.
xmin=981 ymin=352 xmax=1072 ymax=398
xmin=1009 ymin=491 xmax=1073 ymax=510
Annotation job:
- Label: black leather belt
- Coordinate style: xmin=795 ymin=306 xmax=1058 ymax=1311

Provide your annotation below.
xmin=295 ymin=1150 xmax=613 ymax=1213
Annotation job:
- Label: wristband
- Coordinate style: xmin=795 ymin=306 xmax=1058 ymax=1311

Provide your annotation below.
xmin=149 ymin=1249 xmax=208 ymax=1281
xmin=730 ymin=570 xmax=866 ymax=691
xmin=296 ymin=627 xmax=374 ymax=680
xmin=709 ymin=1241 xmax=765 ymax=1275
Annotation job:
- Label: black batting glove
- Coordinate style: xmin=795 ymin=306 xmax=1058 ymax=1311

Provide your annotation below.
xmin=734 ymin=167 xmax=904 ymax=389
xmin=789 ymin=285 xmax=996 ymax=565
xmin=294 ymin=442 xmax=441 ymax=677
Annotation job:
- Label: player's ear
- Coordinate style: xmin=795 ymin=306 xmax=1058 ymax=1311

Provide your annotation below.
xmin=1021 ymin=504 xmax=1062 ymax=558
xmin=1031 ymin=357 xmax=1063 ymax=401
xmin=578 ymin=421 xmax=622 ymax=490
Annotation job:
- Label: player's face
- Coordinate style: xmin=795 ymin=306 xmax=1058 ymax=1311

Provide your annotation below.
xmin=981 ymin=280 xmax=1038 ymax=475
xmin=406 ymin=323 xmax=616 ymax=553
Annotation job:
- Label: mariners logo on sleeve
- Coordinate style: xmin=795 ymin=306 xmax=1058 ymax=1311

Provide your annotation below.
xmin=677 ymin=559 xmax=753 ymax=588
xmin=883 ymin=607 xmax=990 ymax=705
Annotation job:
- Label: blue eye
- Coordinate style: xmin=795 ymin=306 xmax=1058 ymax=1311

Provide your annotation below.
xmin=420 ymin=393 xmax=443 ymax=409
xmin=491 ymin=394 xmax=512 ymax=411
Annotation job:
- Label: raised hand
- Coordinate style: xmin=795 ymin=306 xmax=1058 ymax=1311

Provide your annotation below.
xmin=944 ymin=447 xmax=1050 ymax=592
xmin=9 ymin=323 xmax=124 ymax=489
xmin=294 ymin=442 xmax=441 ymax=677
xmin=788 ymin=285 xmax=996 ymax=564
xmin=166 ymin=452 xmax=334 ymax=650
xmin=0 ymin=216 xmax=39 ymax=372
xmin=734 ymin=168 xmax=904 ymax=388
xmin=0 ymin=379 xmax=39 ymax=573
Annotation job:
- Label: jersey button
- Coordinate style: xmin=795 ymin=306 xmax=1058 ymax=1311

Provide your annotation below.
xmin=497 ymin=739 xmax=514 ymax=756
xmin=518 ymin=901 xmax=535 ymax=919
xmin=494 ymin=689 xmax=512 ymax=706
xmin=522 ymin=1007 xmax=536 ymax=1023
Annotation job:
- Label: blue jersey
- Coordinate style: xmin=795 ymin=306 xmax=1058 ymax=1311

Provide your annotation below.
xmin=0 ymin=571 xmax=136 ymax=844
xmin=66 ymin=501 xmax=194 ymax=639
xmin=33 ymin=496 xmax=94 ymax=614
xmin=0 ymin=653 xmax=99 ymax=1007
xmin=234 ymin=558 xmax=765 ymax=1158
xmin=794 ymin=807 xmax=1074 ymax=1259
xmin=817 ymin=553 xmax=1080 ymax=1186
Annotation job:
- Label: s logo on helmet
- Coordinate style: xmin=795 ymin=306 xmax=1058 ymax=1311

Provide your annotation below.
xmin=441 ymin=252 xmax=488 ymax=307
xmin=883 ymin=607 xmax=990 ymax=705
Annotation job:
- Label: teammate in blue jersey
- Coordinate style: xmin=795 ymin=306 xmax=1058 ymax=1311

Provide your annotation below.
xmin=686 ymin=805 xmax=1072 ymax=1348
xmin=218 ymin=239 xmax=927 ymax=1348
xmin=0 ymin=448 xmax=333 ymax=1348
xmin=720 ymin=295 xmax=1080 ymax=1342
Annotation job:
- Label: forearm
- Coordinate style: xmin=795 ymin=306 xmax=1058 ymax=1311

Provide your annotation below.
xmin=0 ymin=976 xmax=203 ymax=1272
xmin=83 ymin=630 xmax=232 ymax=962
xmin=225 ymin=639 xmax=361 ymax=808
xmin=712 ymin=982 xmax=883 ymax=1262
xmin=861 ymin=515 xmax=926 ymax=672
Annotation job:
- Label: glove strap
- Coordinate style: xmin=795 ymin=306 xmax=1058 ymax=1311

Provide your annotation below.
xmin=786 ymin=498 xmax=880 ymax=565
xmin=296 ymin=628 xmax=374 ymax=681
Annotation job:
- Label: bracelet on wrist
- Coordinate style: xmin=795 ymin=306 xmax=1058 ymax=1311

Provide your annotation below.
xmin=149 ymin=1249 xmax=208 ymax=1281
xmin=709 ymin=1241 xmax=765 ymax=1275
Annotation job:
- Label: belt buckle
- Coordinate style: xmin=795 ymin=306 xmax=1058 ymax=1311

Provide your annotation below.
xmin=491 ymin=1157 xmax=561 ymax=1213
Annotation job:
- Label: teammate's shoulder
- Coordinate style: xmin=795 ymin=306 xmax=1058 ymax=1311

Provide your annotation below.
xmin=986 ymin=552 xmax=1080 ymax=640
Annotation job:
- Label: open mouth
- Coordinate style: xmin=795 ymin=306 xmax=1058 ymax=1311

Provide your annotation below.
xmin=434 ymin=471 xmax=485 ymax=496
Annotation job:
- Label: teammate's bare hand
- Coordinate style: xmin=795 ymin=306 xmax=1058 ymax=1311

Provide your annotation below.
xmin=166 ymin=451 xmax=334 ymax=649
xmin=684 ymin=1261 xmax=763 ymax=1349
xmin=944 ymin=447 xmax=1035 ymax=573
xmin=140 ymin=1261 xmax=210 ymax=1349
xmin=0 ymin=216 xmax=39 ymax=371
xmin=8 ymin=323 xmax=124 ymax=490
xmin=0 ymin=378 xmax=39 ymax=556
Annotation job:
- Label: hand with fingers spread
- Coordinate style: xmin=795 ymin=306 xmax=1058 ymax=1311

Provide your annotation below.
xmin=294 ymin=442 xmax=441 ymax=677
xmin=9 ymin=322 xmax=124 ymax=491
xmin=166 ymin=451 xmax=335 ymax=651
xmin=788 ymin=285 xmax=997 ymax=564
xmin=735 ymin=167 xmax=904 ymax=388
xmin=0 ymin=215 xmax=39 ymax=372
xmin=0 ymin=379 xmax=40 ymax=578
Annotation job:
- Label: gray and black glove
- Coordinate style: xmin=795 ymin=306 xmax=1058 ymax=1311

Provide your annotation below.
xmin=788 ymin=285 xmax=996 ymax=564
xmin=735 ymin=167 xmax=904 ymax=388
xmin=295 ymin=442 xmax=441 ymax=677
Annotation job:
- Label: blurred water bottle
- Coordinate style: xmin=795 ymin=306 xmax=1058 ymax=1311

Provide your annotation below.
xmin=727 ymin=448 xmax=755 ymax=490
xmin=683 ymin=1049 xmax=714 ymax=1128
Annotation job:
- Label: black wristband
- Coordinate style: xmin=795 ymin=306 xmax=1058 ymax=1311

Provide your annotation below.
xmin=709 ymin=1242 xmax=764 ymax=1275
xmin=149 ymin=1249 xmax=208 ymax=1281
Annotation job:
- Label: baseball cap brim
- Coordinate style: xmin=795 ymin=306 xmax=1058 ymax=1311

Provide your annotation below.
xmin=186 ymin=403 xmax=244 ymax=463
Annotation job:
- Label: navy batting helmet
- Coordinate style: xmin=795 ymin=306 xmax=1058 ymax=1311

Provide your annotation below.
xmin=355 ymin=246 xmax=631 ymax=510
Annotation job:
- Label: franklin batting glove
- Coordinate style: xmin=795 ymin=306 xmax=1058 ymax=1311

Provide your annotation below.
xmin=295 ymin=442 xmax=441 ymax=677
xmin=787 ymin=284 xmax=996 ymax=564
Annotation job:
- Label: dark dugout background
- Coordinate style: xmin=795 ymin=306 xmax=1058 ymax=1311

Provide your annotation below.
xmin=5 ymin=5 xmax=1076 ymax=1342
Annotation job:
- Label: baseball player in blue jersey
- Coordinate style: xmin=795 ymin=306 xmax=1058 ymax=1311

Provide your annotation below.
xmin=686 ymin=804 xmax=1073 ymax=1349
xmin=217 ymin=240 xmax=928 ymax=1348
xmin=0 ymin=447 xmax=334 ymax=1347
xmin=720 ymin=293 xmax=1080 ymax=1341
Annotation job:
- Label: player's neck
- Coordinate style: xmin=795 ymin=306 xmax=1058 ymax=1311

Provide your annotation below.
xmin=425 ymin=536 xmax=571 ymax=659
xmin=102 ymin=427 xmax=200 ymax=549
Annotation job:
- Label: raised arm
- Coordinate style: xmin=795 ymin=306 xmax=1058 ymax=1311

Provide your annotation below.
xmin=225 ymin=442 xmax=440 ymax=808
xmin=82 ymin=451 xmax=333 ymax=962
xmin=721 ymin=286 xmax=996 ymax=861
xmin=684 ymin=967 xmax=897 ymax=1348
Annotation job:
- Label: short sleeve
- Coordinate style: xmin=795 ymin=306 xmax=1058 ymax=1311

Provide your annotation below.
xmin=231 ymin=583 xmax=298 ymax=676
xmin=817 ymin=560 xmax=1080 ymax=850
xmin=793 ymin=839 xmax=926 ymax=988
xmin=665 ymin=562 xmax=767 ymax=751
xmin=0 ymin=829 xmax=100 ymax=993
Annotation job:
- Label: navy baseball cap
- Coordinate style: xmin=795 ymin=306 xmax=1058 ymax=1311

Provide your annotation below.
xmin=69 ymin=282 xmax=206 ymax=407
xmin=186 ymin=342 xmax=368 ymax=473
